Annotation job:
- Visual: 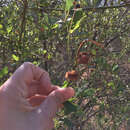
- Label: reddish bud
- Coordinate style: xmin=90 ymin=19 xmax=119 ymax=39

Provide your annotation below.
xmin=77 ymin=52 xmax=90 ymax=64
xmin=65 ymin=70 xmax=79 ymax=81
xmin=73 ymin=1 xmax=76 ymax=5
xmin=40 ymin=27 xmax=44 ymax=32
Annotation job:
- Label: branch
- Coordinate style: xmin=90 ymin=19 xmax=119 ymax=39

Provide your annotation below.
xmin=104 ymin=28 xmax=129 ymax=47
xmin=19 ymin=0 xmax=28 ymax=43
xmin=81 ymin=110 xmax=100 ymax=126
xmin=82 ymin=3 xmax=130 ymax=11
xmin=29 ymin=4 xmax=130 ymax=12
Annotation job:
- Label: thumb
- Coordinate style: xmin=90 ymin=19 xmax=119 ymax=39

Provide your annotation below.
xmin=36 ymin=88 xmax=74 ymax=119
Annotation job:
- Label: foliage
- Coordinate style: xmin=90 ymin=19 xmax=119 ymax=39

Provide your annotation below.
xmin=0 ymin=0 xmax=130 ymax=129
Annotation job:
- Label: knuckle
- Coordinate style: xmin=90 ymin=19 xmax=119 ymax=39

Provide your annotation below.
xmin=23 ymin=62 xmax=32 ymax=67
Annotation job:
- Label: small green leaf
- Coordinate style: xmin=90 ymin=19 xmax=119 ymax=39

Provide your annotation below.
xmin=62 ymin=118 xmax=73 ymax=127
xmin=62 ymin=80 xmax=69 ymax=88
xmin=128 ymin=58 xmax=130 ymax=63
xmin=0 ymin=24 xmax=3 ymax=29
xmin=73 ymin=10 xmax=83 ymax=24
xmin=44 ymin=13 xmax=49 ymax=23
xmin=42 ymin=50 xmax=47 ymax=54
xmin=7 ymin=26 xmax=12 ymax=33
xmin=100 ymin=102 xmax=105 ymax=110
xmin=47 ymin=53 xmax=52 ymax=59
xmin=70 ymin=15 xmax=86 ymax=34
xmin=12 ymin=54 xmax=19 ymax=61
xmin=52 ymin=23 xmax=59 ymax=29
xmin=32 ymin=61 xmax=40 ymax=65
xmin=112 ymin=64 xmax=119 ymax=72
xmin=83 ymin=88 xmax=95 ymax=97
xmin=91 ymin=49 xmax=96 ymax=55
xmin=0 ymin=66 xmax=8 ymax=78
xmin=63 ymin=101 xmax=77 ymax=115
xmin=107 ymin=81 xmax=115 ymax=89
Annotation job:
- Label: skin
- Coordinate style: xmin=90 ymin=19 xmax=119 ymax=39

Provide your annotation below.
xmin=0 ymin=62 xmax=74 ymax=130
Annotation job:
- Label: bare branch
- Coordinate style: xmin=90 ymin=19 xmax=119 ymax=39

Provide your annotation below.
xmin=19 ymin=0 xmax=28 ymax=43
xmin=29 ymin=3 xmax=130 ymax=12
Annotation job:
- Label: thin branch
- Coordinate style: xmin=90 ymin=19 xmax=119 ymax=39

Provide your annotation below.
xmin=81 ymin=110 xmax=100 ymax=125
xmin=82 ymin=3 xmax=130 ymax=11
xmin=29 ymin=4 xmax=130 ymax=12
xmin=19 ymin=0 xmax=28 ymax=43
xmin=104 ymin=28 xmax=129 ymax=47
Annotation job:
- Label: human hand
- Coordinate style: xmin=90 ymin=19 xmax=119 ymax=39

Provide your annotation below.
xmin=0 ymin=62 xmax=74 ymax=130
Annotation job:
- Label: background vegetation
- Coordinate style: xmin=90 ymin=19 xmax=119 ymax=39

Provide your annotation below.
xmin=0 ymin=0 xmax=130 ymax=129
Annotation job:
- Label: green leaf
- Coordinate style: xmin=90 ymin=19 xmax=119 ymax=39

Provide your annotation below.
xmin=112 ymin=64 xmax=119 ymax=72
xmin=47 ymin=53 xmax=52 ymax=59
xmin=42 ymin=50 xmax=47 ymax=54
xmin=128 ymin=58 xmax=130 ymax=63
xmin=82 ymin=88 xmax=95 ymax=97
xmin=100 ymin=102 xmax=105 ymax=110
xmin=7 ymin=26 xmax=12 ymax=33
xmin=91 ymin=49 xmax=96 ymax=55
xmin=12 ymin=54 xmax=19 ymax=61
xmin=63 ymin=101 xmax=77 ymax=115
xmin=65 ymin=0 xmax=74 ymax=11
xmin=62 ymin=80 xmax=69 ymax=88
xmin=62 ymin=118 xmax=73 ymax=127
xmin=96 ymin=57 xmax=109 ymax=70
xmin=70 ymin=15 xmax=86 ymax=33
xmin=73 ymin=10 xmax=83 ymax=24
xmin=0 ymin=24 xmax=3 ymax=29
xmin=32 ymin=61 xmax=40 ymax=65
xmin=107 ymin=81 xmax=115 ymax=89
xmin=0 ymin=66 xmax=8 ymax=78
xmin=44 ymin=13 xmax=49 ymax=23
xmin=52 ymin=23 xmax=59 ymax=29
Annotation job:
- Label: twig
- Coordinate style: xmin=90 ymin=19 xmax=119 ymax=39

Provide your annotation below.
xmin=28 ymin=4 xmax=130 ymax=12
xmin=81 ymin=110 xmax=100 ymax=126
xmin=77 ymin=39 xmax=104 ymax=57
xmin=84 ymin=3 xmax=130 ymax=10
xmin=104 ymin=28 xmax=129 ymax=47
xmin=19 ymin=0 xmax=28 ymax=43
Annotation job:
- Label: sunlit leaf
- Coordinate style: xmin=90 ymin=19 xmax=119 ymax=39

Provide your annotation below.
xmin=70 ymin=15 xmax=86 ymax=33
xmin=7 ymin=26 xmax=12 ymax=33
xmin=0 ymin=24 xmax=3 ymax=29
xmin=107 ymin=81 xmax=115 ymax=89
xmin=91 ymin=49 xmax=96 ymax=55
xmin=65 ymin=0 xmax=74 ymax=10
xmin=42 ymin=50 xmax=47 ymax=54
xmin=52 ymin=23 xmax=59 ymax=29
xmin=62 ymin=80 xmax=69 ymax=88
xmin=47 ymin=53 xmax=52 ymax=59
xmin=12 ymin=54 xmax=19 ymax=61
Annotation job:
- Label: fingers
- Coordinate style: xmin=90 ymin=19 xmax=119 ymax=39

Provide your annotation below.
xmin=27 ymin=86 xmax=61 ymax=107
xmin=11 ymin=62 xmax=50 ymax=86
xmin=10 ymin=62 xmax=54 ymax=97
xmin=36 ymin=88 xmax=75 ymax=120
xmin=28 ymin=95 xmax=47 ymax=107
